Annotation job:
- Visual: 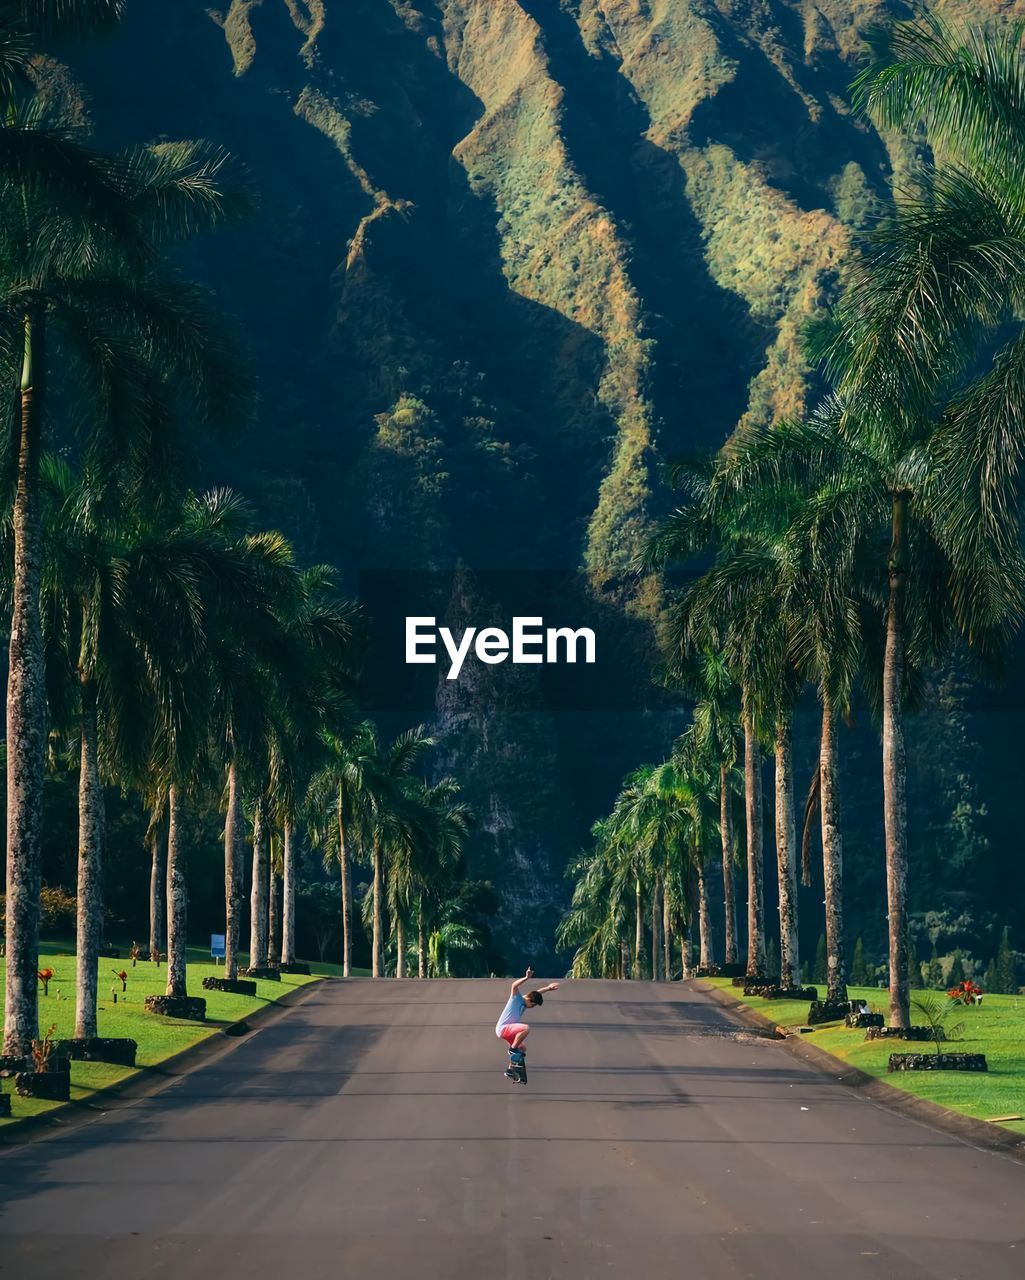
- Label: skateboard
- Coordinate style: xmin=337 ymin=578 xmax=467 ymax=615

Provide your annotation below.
xmin=504 ymin=1053 xmax=527 ymax=1085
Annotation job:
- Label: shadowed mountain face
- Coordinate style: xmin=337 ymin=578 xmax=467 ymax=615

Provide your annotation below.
xmin=63 ymin=0 xmax=1018 ymax=964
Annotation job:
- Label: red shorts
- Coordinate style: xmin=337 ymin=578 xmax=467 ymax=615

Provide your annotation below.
xmin=498 ymin=1023 xmax=529 ymax=1045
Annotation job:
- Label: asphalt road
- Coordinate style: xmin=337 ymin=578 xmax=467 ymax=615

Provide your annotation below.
xmin=1 ymin=979 xmax=1023 ymax=1279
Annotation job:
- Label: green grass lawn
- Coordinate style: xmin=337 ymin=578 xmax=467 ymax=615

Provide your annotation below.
xmin=0 ymin=942 xmax=361 ymax=1130
xmin=707 ymin=977 xmax=1025 ymax=1136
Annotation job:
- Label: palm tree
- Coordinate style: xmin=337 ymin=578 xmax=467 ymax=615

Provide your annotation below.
xmin=704 ymin=405 xmax=953 ymax=1015
xmin=781 ymin=17 xmax=1025 ymax=1022
xmin=280 ymin=819 xmax=298 ymax=967
xmin=557 ymin=822 xmax=631 ymax=979
xmin=377 ymin=776 xmax=463 ymax=978
xmin=362 ymin=727 xmax=434 ymax=978
xmin=559 ymin=760 xmax=711 ymax=982
xmin=266 ymin=565 xmax=359 ymax=968
xmin=308 ymin=720 xmax=377 ymax=977
xmin=335 ymin=727 xmax=432 ymax=972
xmin=651 ymin=752 xmax=719 ymax=975
xmin=647 ymin=487 xmax=780 ymax=981
xmin=15 ymin=461 xmax=279 ymax=1037
xmin=30 ymin=460 xmax=174 ymax=1038
xmin=687 ymin=652 xmax=743 ymax=968
xmin=145 ymin=792 xmax=165 ymax=961
xmin=202 ymin=523 xmax=297 ymax=980
xmin=268 ymin=827 xmax=282 ymax=963
xmin=606 ymin=767 xmax=660 ymax=979
xmin=0 ymin=112 xmax=250 ymax=1050
xmin=431 ymin=785 xmax=475 ymax=966
xmin=143 ymin=491 xmax=287 ymax=1005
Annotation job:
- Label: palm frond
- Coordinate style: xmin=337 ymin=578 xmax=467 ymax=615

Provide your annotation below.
xmin=854 ymin=17 xmax=1025 ymax=178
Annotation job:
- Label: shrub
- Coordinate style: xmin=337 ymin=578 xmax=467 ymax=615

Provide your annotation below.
xmin=40 ymin=886 xmax=77 ymax=932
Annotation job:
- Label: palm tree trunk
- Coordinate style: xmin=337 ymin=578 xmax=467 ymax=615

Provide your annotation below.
xmin=820 ymin=692 xmax=847 ymax=1005
xmin=680 ymin=905 xmax=693 ymax=980
xmin=372 ymin=835 xmax=383 ymax=978
xmin=268 ymin=858 xmax=280 ymax=965
xmin=720 ymin=764 xmax=738 ymax=965
xmin=651 ymin=875 xmax=661 ymax=981
xmin=697 ymin=858 xmax=714 ymax=970
xmin=3 ymin=312 xmax=46 ymax=1057
xmin=884 ymin=491 xmax=911 ymax=1028
xmin=743 ymin=706 xmax=766 ymax=977
xmin=418 ymin=891 xmax=426 ymax=978
xmin=663 ymin=887 xmax=671 ymax=979
xmin=249 ymin=796 xmax=268 ymax=969
xmin=396 ymin=915 xmax=405 ymax=978
xmin=281 ymin=819 xmax=296 ymax=966
xmin=148 ymin=815 xmax=163 ymax=961
xmin=774 ymin=720 xmax=800 ymax=990
xmin=224 ymin=760 xmax=244 ymax=981
xmin=165 ymin=784 xmax=188 ymax=1000
xmin=634 ymin=877 xmax=643 ymax=978
xmin=337 ymin=784 xmax=351 ymax=978
xmin=74 ymin=676 xmax=105 ymax=1040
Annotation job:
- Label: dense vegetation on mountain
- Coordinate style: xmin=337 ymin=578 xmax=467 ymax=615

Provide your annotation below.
xmin=26 ymin=0 xmax=1025 ymax=972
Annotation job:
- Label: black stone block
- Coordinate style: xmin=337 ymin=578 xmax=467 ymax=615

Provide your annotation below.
xmin=864 ymin=1025 xmax=935 ymax=1042
xmin=845 ymin=1012 xmax=884 ymax=1029
xmin=808 ymin=999 xmax=853 ymax=1025
xmin=54 ymin=1038 xmax=137 ymax=1067
xmin=888 ymin=1052 xmax=987 ymax=1072
xmin=144 ymin=994 xmax=207 ymax=1021
xmin=15 ymin=1069 xmax=71 ymax=1101
xmin=202 ymin=977 xmax=257 ymax=996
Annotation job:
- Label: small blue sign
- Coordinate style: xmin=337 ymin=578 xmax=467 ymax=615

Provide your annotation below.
xmin=211 ymin=933 xmax=226 ymax=959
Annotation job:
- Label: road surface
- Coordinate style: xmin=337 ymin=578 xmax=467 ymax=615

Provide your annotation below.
xmin=1 ymin=979 xmax=1023 ymax=1278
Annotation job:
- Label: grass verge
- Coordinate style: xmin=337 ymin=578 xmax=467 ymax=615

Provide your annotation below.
xmin=706 ymin=977 xmax=1025 ymax=1137
xmin=0 ymin=944 xmax=353 ymax=1130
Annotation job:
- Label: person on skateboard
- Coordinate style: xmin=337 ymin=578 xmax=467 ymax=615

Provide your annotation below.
xmin=496 ymin=967 xmax=559 ymax=1083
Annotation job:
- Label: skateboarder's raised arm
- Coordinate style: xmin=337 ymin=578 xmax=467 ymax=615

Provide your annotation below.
xmin=510 ymin=968 xmax=560 ymax=998
xmin=510 ymin=967 xmax=534 ymax=997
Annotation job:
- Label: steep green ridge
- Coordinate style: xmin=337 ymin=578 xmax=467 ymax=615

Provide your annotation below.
xmin=63 ymin=0 xmax=1020 ymax=963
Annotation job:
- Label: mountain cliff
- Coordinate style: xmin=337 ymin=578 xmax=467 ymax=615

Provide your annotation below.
xmin=64 ymin=0 xmax=1021 ymax=963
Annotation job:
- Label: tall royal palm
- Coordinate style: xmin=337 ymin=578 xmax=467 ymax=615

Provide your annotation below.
xmin=674 ymin=650 xmax=743 ymax=967
xmin=199 ymin=514 xmax=300 ymax=979
xmin=651 ymin=752 xmax=719 ymax=976
xmin=264 ymin=566 xmax=359 ymax=969
xmin=399 ymin=778 xmax=472 ymax=979
xmin=144 ymin=492 xmax=295 ymax=1006
xmin=606 ymin=768 xmax=660 ymax=979
xmin=0 ymin=114 xmax=250 ymax=1050
xmin=844 ymin=15 xmax=1025 ymax=1025
xmin=308 ymin=720 xmax=377 ymax=977
xmin=707 ymin=402 xmax=954 ymax=1018
xmin=675 ymin=538 xmax=803 ymax=988
xmin=702 ymin=427 xmax=878 ymax=1002
xmin=363 ymin=727 xmax=434 ymax=978
xmin=557 ymin=826 xmax=629 ymax=980
xmin=706 ymin=17 xmax=1025 ymax=1025
xmin=647 ymin=489 xmax=775 ymax=981
xmin=29 ymin=459 xmax=215 ymax=1038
